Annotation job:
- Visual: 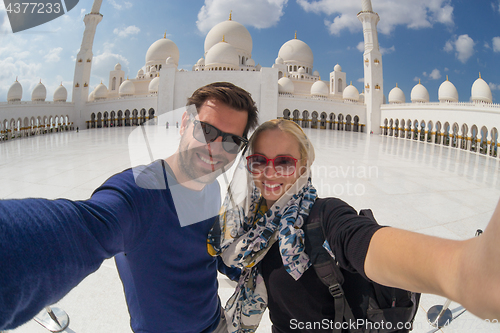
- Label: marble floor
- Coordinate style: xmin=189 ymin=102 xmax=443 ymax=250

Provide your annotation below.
xmin=2 ymin=125 xmax=500 ymax=333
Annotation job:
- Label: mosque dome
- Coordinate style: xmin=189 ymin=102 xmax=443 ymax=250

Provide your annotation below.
xmin=343 ymin=84 xmax=359 ymax=102
xmin=246 ymin=58 xmax=255 ymax=66
xmin=146 ymin=37 xmax=180 ymax=66
xmin=334 ymin=64 xmax=342 ymax=72
xmin=471 ymin=74 xmax=492 ymax=103
xmin=275 ymin=56 xmax=284 ymax=65
xmin=313 ymin=70 xmax=320 ymax=77
xmin=298 ymin=67 xmax=305 ymax=74
xmin=311 ymin=80 xmax=328 ymax=97
xmin=114 ymin=63 xmax=122 ymax=71
xmin=94 ymin=82 xmax=108 ymax=100
xmin=149 ymin=76 xmax=160 ymax=94
xmin=119 ymin=79 xmax=135 ymax=96
xmin=388 ymin=85 xmax=405 ymax=104
xmin=196 ymin=58 xmax=205 ymax=66
xmin=31 ymin=81 xmax=47 ymax=101
xmin=53 ymin=84 xmax=68 ymax=102
xmin=438 ymin=77 xmax=458 ymax=102
xmin=88 ymin=90 xmax=95 ymax=102
xmin=204 ymin=18 xmax=252 ymax=57
xmin=137 ymin=68 xmax=144 ymax=76
xmin=411 ymin=82 xmax=429 ymax=103
xmin=278 ymin=77 xmax=294 ymax=94
xmin=205 ymin=41 xmax=239 ymax=68
xmin=166 ymin=57 xmax=176 ymax=66
xmin=278 ymin=37 xmax=314 ymax=67
xmin=7 ymin=80 xmax=23 ymax=102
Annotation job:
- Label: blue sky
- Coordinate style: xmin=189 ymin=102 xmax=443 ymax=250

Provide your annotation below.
xmin=1 ymin=0 xmax=499 ymax=103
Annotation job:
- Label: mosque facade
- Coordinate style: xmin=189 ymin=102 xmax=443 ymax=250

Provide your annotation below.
xmin=1 ymin=0 xmax=500 ymax=156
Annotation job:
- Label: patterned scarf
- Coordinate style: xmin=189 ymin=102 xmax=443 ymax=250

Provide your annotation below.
xmin=208 ymin=175 xmax=317 ymax=332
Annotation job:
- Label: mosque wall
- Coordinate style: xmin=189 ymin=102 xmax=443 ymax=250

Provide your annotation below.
xmin=0 ymin=102 xmax=73 ymax=124
xmin=381 ymin=103 xmax=500 ymax=131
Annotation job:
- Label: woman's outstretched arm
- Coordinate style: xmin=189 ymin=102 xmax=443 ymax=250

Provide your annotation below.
xmin=364 ymin=199 xmax=500 ymax=320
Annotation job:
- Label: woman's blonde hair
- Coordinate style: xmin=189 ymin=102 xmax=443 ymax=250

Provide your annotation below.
xmin=248 ymin=119 xmax=315 ymax=165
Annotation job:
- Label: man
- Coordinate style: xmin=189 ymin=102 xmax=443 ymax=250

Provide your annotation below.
xmin=0 ymin=82 xmax=259 ymax=332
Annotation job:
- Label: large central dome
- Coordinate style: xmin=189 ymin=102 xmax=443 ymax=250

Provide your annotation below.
xmin=278 ymin=38 xmax=314 ymax=66
xmin=204 ymin=19 xmax=252 ymax=57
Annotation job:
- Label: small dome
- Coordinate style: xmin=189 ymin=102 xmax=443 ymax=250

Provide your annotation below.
xmin=119 ymin=80 xmax=135 ymax=96
xmin=298 ymin=67 xmax=305 ymax=74
xmin=278 ymin=77 xmax=294 ymax=94
xmin=149 ymin=76 xmax=160 ymax=94
xmin=7 ymin=80 xmax=23 ymax=102
xmin=246 ymin=58 xmax=255 ymax=66
xmin=313 ymin=70 xmax=320 ymax=77
xmin=343 ymin=84 xmax=359 ymax=101
xmin=94 ymin=82 xmax=108 ymax=100
xmin=278 ymin=38 xmax=314 ymax=67
xmin=146 ymin=37 xmax=180 ymax=66
xmin=196 ymin=58 xmax=205 ymax=66
xmin=205 ymin=41 xmax=239 ymax=68
xmin=204 ymin=19 xmax=252 ymax=57
xmin=311 ymin=80 xmax=328 ymax=97
xmin=388 ymin=85 xmax=405 ymax=104
xmin=53 ymin=84 xmax=68 ymax=102
xmin=334 ymin=64 xmax=342 ymax=72
xmin=411 ymin=82 xmax=429 ymax=103
xmin=114 ymin=63 xmax=122 ymax=71
xmin=275 ymin=56 xmax=284 ymax=65
xmin=471 ymin=74 xmax=492 ymax=103
xmin=137 ymin=68 xmax=144 ymax=76
xmin=31 ymin=81 xmax=47 ymax=101
xmin=88 ymin=90 xmax=95 ymax=102
xmin=438 ymin=77 xmax=458 ymax=102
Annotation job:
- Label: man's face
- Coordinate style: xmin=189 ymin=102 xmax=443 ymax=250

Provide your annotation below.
xmin=177 ymin=98 xmax=248 ymax=185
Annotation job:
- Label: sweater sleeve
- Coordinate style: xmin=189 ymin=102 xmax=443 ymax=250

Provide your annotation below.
xmin=0 ymin=167 xmax=161 ymax=330
xmin=321 ymin=198 xmax=385 ymax=279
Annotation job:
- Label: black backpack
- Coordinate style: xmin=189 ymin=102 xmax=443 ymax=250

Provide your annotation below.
xmin=303 ymin=198 xmax=421 ymax=333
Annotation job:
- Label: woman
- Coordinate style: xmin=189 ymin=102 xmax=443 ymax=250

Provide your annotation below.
xmin=208 ymin=119 xmax=500 ymax=332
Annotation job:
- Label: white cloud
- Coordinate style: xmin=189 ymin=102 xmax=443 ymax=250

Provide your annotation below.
xmin=113 ymin=26 xmax=140 ymax=38
xmin=108 ymin=0 xmax=133 ymax=10
xmin=444 ymin=34 xmax=475 ymax=63
xmin=413 ymin=77 xmax=420 ymax=82
xmin=455 ymin=34 xmax=475 ymax=63
xmin=493 ymin=37 xmax=500 ymax=52
xmin=0 ymin=3 xmax=12 ymax=34
xmin=357 ymin=78 xmax=364 ymax=83
xmin=489 ymin=83 xmax=500 ymax=91
xmin=428 ymin=69 xmax=441 ymax=80
xmin=297 ymin=0 xmax=454 ymax=35
xmin=44 ymin=47 xmax=63 ymax=62
xmin=380 ymin=45 xmax=395 ymax=55
xmin=356 ymin=41 xmax=364 ymax=52
xmin=197 ymin=0 xmax=288 ymax=33
xmin=443 ymin=41 xmax=454 ymax=52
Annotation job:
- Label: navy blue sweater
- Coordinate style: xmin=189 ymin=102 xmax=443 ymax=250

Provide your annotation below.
xmin=0 ymin=160 xmax=227 ymax=332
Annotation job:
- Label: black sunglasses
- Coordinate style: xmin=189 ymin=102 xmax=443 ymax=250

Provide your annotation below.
xmin=191 ymin=118 xmax=248 ymax=154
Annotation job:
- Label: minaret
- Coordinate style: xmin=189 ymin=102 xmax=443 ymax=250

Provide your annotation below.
xmin=72 ymin=0 xmax=103 ymax=118
xmin=358 ymin=0 xmax=383 ymax=134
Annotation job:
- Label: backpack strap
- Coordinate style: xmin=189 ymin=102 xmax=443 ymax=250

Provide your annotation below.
xmin=304 ymin=198 xmax=362 ymax=333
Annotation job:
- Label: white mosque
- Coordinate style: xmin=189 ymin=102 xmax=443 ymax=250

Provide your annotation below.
xmin=1 ymin=0 xmax=500 ymax=156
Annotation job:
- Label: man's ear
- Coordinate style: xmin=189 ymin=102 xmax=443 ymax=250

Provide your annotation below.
xmin=179 ymin=111 xmax=190 ymax=136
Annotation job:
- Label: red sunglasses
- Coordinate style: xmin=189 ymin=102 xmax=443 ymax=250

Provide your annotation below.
xmin=246 ymin=154 xmax=299 ymax=176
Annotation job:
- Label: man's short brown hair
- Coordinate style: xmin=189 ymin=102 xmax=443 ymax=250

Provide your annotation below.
xmin=187 ymin=82 xmax=258 ymax=138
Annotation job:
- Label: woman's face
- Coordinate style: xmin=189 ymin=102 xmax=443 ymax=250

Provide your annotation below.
xmin=250 ymin=128 xmax=305 ymax=207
